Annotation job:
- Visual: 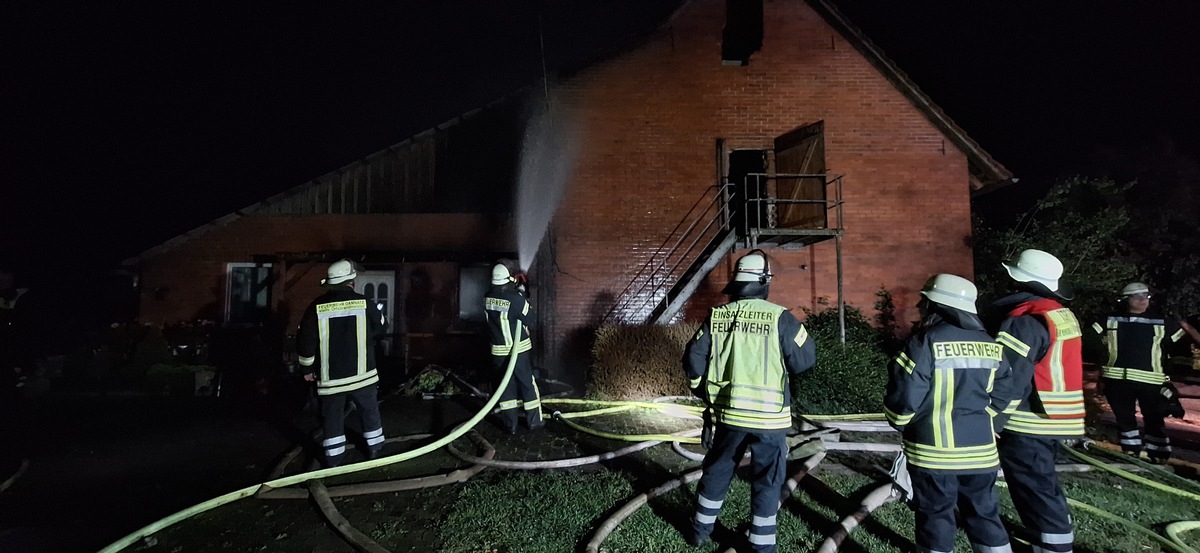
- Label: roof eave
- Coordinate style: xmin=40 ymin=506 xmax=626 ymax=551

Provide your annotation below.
xmin=807 ymin=0 xmax=1013 ymax=193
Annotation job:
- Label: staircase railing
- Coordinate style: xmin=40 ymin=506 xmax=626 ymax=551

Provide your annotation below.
xmin=602 ymin=184 xmax=732 ymax=325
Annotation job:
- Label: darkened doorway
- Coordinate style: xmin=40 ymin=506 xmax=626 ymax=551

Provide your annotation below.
xmin=727 ymin=149 xmax=767 ymax=236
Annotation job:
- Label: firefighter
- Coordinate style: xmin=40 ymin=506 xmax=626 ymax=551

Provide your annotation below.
xmin=1095 ymin=282 xmax=1200 ymax=463
xmin=682 ymin=250 xmax=816 ymax=552
xmin=987 ymin=249 xmax=1083 ymax=553
xmin=484 ymin=262 xmax=543 ymax=434
xmin=297 ymin=259 xmax=389 ymax=467
xmin=885 ymin=274 xmax=1014 ymax=553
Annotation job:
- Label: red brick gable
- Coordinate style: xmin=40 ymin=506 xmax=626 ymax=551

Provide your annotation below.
xmin=542 ymin=0 xmax=980 ymax=376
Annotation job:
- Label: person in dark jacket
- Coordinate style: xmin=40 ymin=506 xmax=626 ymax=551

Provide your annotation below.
xmin=484 ymin=262 xmax=542 ymax=433
xmin=986 ymin=249 xmax=1083 ymax=553
xmin=682 ymin=250 xmax=816 ymax=553
xmin=297 ymin=259 xmax=389 ymax=467
xmin=1095 ymin=282 xmax=1200 ymax=463
xmin=885 ymin=274 xmax=1014 ymax=553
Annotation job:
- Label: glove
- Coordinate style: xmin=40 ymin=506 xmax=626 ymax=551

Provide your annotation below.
xmin=888 ymin=451 xmax=913 ymax=506
xmin=1160 ymin=383 xmax=1186 ymax=419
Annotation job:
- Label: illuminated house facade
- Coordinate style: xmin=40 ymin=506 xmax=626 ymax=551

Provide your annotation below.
xmin=124 ymin=0 xmax=1010 ymax=386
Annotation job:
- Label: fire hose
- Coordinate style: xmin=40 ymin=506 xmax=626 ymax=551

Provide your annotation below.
xmin=97 ymin=341 xmax=525 ymax=553
xmin=1059 ymin=444 xmax=1200 ymax=553
xmin=111 ymin=372 xmax=1200 ymax=553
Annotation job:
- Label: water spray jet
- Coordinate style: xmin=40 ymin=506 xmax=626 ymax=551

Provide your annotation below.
xmin=514 ymin=95 xmax=581 ymax=272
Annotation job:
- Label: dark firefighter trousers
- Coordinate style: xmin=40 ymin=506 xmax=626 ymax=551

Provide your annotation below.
xmin=1103 ymin=378 xmax=1172 ymax=462
xmin=320 ymin=385 xmax=385 ymax=467
xmin=998 ymin=432 xmax=1074 ymax=553
xmin=909 ymin=468 xmax=1011 ymax=553
xmin=691 ymin=426 xmax=786 ymax=553
xmin=491 ymin=352 xmax=542 ymax=430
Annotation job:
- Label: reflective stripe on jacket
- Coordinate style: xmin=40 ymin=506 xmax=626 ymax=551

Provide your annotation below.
xmin=685 ymin=298 xmax=815 ymax=432
xmin=1097 ymin=313 xmax=1181 ymax=385
xmin=484 ymin=286 xmax=533 ymax=357
xmin=297 ymin=288 xmax=387 ymax=396
xmin=996 ymin=297 xmax=1085 ymax=437
xmin=885 ymin=318 xmax=1011 ymax=473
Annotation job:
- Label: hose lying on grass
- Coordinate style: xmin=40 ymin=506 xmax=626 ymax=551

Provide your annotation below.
xmin=1063 ymin=445 xmax=1200 ymax=503
xmin=97 ymin=343 xmax=524 ymax=553
xmin=717 ymin=445 xmax=829 ymax=553
xmin=996 ymin=478 xmax=1196 ymax=553
xmin=814 ymin=482 xmax=898 ymax=553
xmin=308 ymin=479 xmax=393 ymax=553
xmin=1064 ymin=444 xmax=1200 ymax=553
xmin=447 ymin=428 xmax=697 ymax=470
xmin=582 ymin=436 xmax=828 ymax=553
xmin=584 ymin=468 xmax=705 ymax=553
xmin=259 ymin=432 xmax=495 ymax=500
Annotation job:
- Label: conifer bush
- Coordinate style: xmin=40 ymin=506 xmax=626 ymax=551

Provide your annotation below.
xmin=587 ymin=324 xmax=697 ymax=400
xmin=587 ymin=303 xmax=893 ymax=414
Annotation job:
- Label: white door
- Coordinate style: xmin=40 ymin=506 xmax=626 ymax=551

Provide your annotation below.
xmin=355 ymin=271 xmax=396 ymax=325
xmin=356 ymin=270 xmax=396 ymax=357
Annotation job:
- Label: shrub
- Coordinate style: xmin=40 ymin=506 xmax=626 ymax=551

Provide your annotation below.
xmin=402 ymin=368 xmax=460 ymax=396
xmin=791 ymin=340 xmax=889 ymax=415
xmin=589 ymin=304 xmax=894 ymax=414
xmin=973 ymin=177 xmax=1138 ymax=325
xmin=874 ymin=286 xmax=904 ymax=355
xmin=587 ymin=324 xmax=697 ymax=400
xmin=801 ymin=304 xmax=879 ymax=346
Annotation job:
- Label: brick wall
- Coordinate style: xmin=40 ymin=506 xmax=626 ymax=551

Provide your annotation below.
xmin=136 ymin=213 xmax=513 ymax=329
xmin=545 ymin=0 xmax=978 ymax=379
xmin=134 ymin=0 xmax=992 ymax=386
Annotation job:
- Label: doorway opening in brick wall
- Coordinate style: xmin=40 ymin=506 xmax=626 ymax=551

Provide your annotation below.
xmin=727 ymin=148 xmax=768 ymax=237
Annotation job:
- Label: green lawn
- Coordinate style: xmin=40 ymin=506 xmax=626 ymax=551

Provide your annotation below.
xmin=128 ymin=397 xmax=1200 ymax=553
xmin=432 ymin=461 xmax=1200 ymax=553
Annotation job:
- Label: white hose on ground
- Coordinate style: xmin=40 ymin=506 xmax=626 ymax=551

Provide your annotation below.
xmin=814 ymin=482 xmax=897 ymax=553
xmin=672 ymin=440 xmax=705 ymax=462
xmin=716 ymin=446 xmax=828 ymax=553
xmin=259 ymin=432 xmax=495 ymax=500
xmin=447 ymin=428 xmax=699 ymax=470
xmin=97 ymin=343 xmax=524 ymax=553
xmin=258 ymin=433 xmax=435 ymax=496
xmin=308 ymin=478 xmax=393 ymax=553
xmin=0 ymin=458 xmax=29 ymax=494
xmin=817 ymin=421 xmax=896 ymax=432
xmin=822 ymin=442 xmax=902 ymax=452
xmin=584 ymin=468 xmax=706 ymax=553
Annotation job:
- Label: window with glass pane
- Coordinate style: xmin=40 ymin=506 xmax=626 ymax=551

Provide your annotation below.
xmin=458 ymin=265 xmax=490 ymax=322
xmin=226 ymin=263 xmax=273 ymax=325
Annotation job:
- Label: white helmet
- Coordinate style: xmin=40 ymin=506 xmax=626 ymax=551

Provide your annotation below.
xmin=732 ymin=251 xmax=772 ymax=284
xmin=491 ymin=263 xmax=513 ymax=285
xmin=1001 ymin=249 xmax=1063 ymax=293
xmin=1121 ymin=282 xmax=1150 ymax=297
xmin=321 ymin=259 xmax=357 ymax=286
xmin=920 ymin=274 xmax=978 ymax=314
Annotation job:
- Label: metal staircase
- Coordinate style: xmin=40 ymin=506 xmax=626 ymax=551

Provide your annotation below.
xmin=649 ymin=229 xmax=739 ymax=324
xmin=605 ymin=173 xmax=845 ymax=326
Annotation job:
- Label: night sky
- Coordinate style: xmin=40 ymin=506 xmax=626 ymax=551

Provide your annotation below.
xmin=3 ymin=1 xmax=1199 ymax=283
